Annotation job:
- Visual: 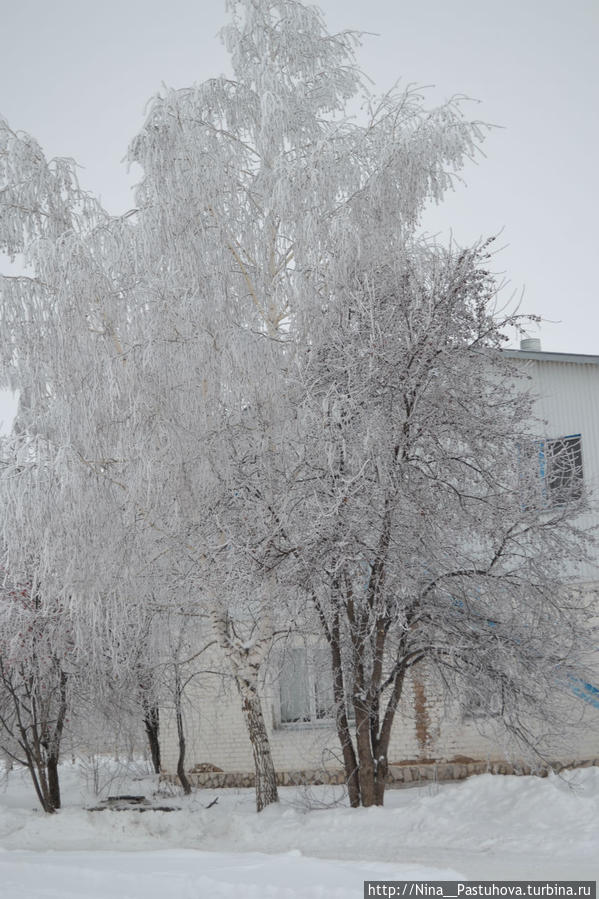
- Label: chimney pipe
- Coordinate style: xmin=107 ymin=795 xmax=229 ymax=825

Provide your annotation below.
xmin=520 ymin=338 xmax=542 ymax=352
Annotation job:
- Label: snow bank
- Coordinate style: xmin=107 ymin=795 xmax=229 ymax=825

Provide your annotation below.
xmin=0 ymin=762 xmax=597 ymax=896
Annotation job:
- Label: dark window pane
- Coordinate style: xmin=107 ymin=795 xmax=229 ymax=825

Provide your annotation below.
xmin=546 ymin=435 xmax=583 ymax=504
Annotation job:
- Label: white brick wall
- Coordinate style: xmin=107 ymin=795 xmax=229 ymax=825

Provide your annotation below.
xmin=160 ymin=642 xmax=599 ymax=777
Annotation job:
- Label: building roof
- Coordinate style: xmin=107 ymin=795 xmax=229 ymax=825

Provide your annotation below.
xmin=503 ymin=349 xmax=599 ymax=366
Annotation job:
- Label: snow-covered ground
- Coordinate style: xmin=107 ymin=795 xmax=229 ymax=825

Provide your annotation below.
xmin=0 ymin=761 xmax=597 ymax=897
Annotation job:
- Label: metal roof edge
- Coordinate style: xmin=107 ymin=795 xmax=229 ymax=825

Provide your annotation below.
xmin=502 ymin=349 xmax=599 ymax=365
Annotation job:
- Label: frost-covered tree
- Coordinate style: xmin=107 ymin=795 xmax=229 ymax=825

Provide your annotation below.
xmin=287 ymin=239 xmax=596 ymax=806
xmin=0 ymin=117 xmax=169 ymax=794
xmin=119 ymin=0 xmax=484 ymax=808
xmin=77 ymin=598 xmax=165 ymax=774
xmin=0 ymin=566 xmax=71 ymax=812
xmin=1 ymin=0 xmax=592 ymax=815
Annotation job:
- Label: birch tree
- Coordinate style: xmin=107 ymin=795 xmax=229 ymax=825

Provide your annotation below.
xmin=1 ymin=0 xmax=569 ymax=816
xmin=118 ymin=0 xmax=485 ymax=807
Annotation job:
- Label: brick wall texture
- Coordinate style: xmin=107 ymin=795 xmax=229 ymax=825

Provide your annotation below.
xmin=159 ymin=641 xmax=599 ymax=783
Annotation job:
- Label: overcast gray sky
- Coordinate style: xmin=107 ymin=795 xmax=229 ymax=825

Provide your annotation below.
xmin=1 ymin=0 xmax=598 ymax=428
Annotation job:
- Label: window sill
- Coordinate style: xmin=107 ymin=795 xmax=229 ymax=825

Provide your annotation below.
xmin=275 ymin=718 xmax=338 ymax=731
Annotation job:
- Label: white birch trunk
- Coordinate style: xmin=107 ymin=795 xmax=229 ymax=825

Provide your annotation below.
xmin=212 ymin=607 xmax=279 ymax=811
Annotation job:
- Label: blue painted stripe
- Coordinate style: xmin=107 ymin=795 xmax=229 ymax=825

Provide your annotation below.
xmin=568 ymin=676 xmax=599 ymax=710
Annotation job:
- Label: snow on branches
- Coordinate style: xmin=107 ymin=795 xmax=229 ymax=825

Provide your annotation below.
xmin=0 ymin=0 xmax=595 ymax=812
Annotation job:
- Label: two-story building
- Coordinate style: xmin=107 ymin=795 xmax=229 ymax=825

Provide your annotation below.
xmin=159 ymin=340 xmax=599 ymax=788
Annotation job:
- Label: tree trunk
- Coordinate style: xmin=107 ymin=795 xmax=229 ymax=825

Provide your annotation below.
xmin=347 ymin=659 xmax=408 ymax=808
xmin=238 ymin=680 xmax=278 ymax=812
xmin=35 ymin=750 xmax=55 ymax=814
xmin=175 ymin=724 xmax=192 ymax=795
xmin=174 ymin=672 xmax=192 ymax=795
xmin=20 ymin=743 xmax=55 ymax=814
xmin=143 ymin=703 xmax=161 ymax=775
xmin=45 ymin=668 xmax=68 ymax=811
xmin=328 ymin=614 xmax=360 ymax=806
xmin=374 ymin=756 xmax=388 ymax=805
xmin=354 ymin=705 xmax=377 ymax=807
xmin=211 ymin=607 xmax=278 ymax=812
xmin=336 ymin=716 xmax=360 ymax=808
xmin=47 ymin=754 xmax=61 ymax=810
xmin=372 ymin=665 xmax=408 ymax=807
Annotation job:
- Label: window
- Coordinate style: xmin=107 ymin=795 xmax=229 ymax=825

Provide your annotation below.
xmin=540 ymin=434 xmax=583 ymax=505
xmin=461 ymin=677 xmax=506 ymax=721
xmin=519 ymin=434 xmax=583 ymax=509
xmin=279 ymin=647 xmax=335 ymax=725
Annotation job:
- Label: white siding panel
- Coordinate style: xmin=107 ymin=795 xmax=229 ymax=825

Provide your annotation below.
xmin=513 ymin=357 xmax=599 ymax=582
